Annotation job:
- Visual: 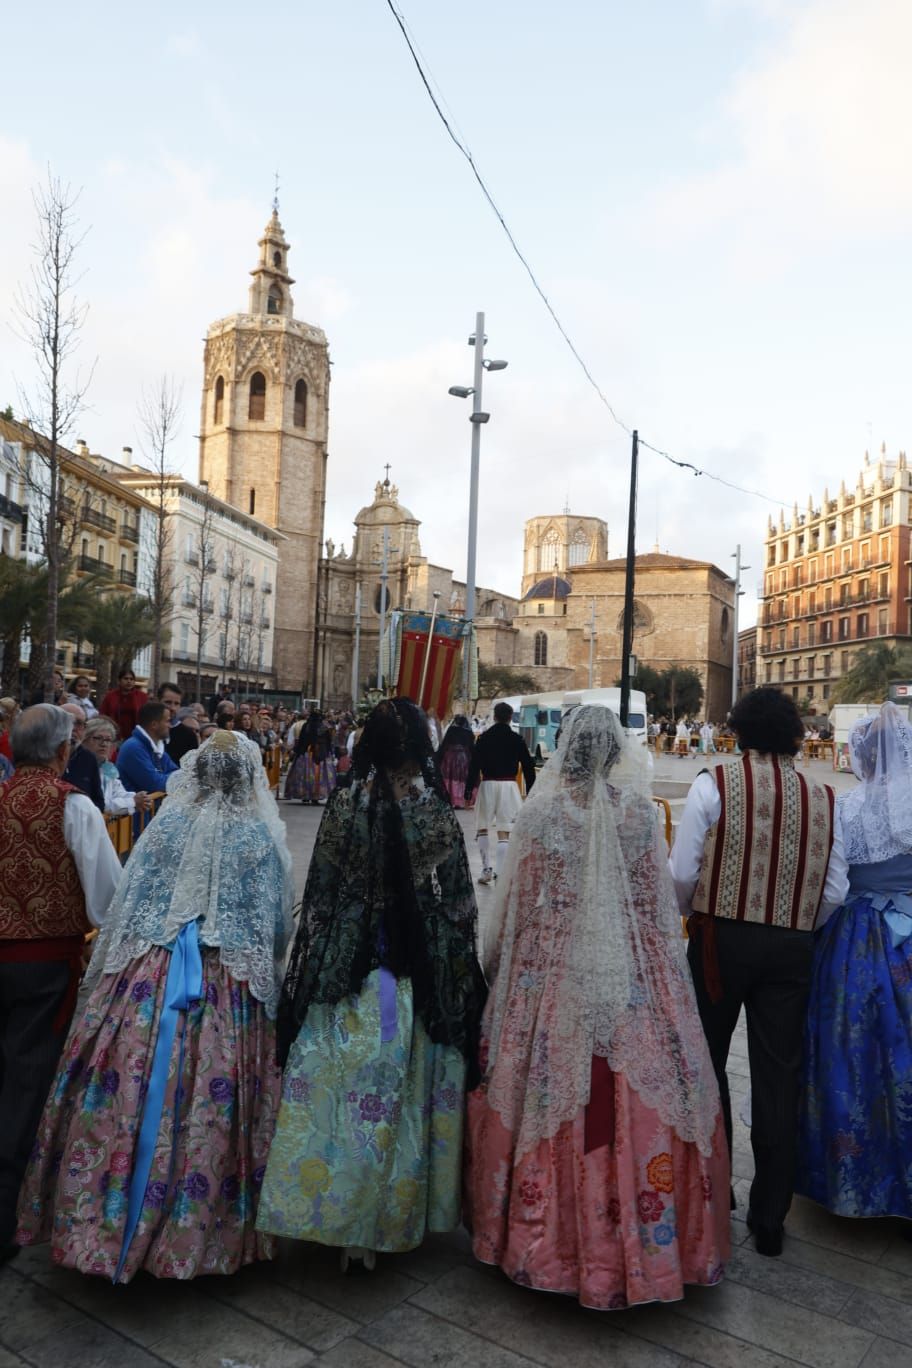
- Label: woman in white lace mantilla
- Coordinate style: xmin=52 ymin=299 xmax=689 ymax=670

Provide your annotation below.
xmin=464 ymin=704 xmax=731 ymax=1309
xmin=16 ymin=730 xmax=294 ymax=1283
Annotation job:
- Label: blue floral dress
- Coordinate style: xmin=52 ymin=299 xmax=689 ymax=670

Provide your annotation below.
xmin=797 ymin=853 xmax=912 ymax=1218
xmin=256 ymin=969 xmax=465 ymax=1250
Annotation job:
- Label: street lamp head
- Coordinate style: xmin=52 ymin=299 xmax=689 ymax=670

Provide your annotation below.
xmin=483 ymin=359 xmax=508 ymax=372
xmin=468 ymin=332 xmax=488 ymax=346
xmin=448 ymin=385 xmax=473 ymax=399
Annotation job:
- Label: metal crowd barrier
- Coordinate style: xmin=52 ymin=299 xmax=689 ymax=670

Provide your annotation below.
xmin=104 ymin=790 xmax=166 ymax=859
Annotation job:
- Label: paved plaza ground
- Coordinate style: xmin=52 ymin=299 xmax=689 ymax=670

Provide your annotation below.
xmin=5 ymin=753 xmax=910 ymax=1368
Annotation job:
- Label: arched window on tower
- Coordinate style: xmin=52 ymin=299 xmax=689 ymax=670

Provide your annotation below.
xmin=249 ymin=488 xmax=256 ymax=516
xmin=534 ymin=630 xmax=548 ymax=666
xmin=213 ymin=375 xmax=224 ymax=425
xmin=272 ymin=250 xmax=282 ymax=268
xmin=568 ymin=530 xmax=590 ymax=566
xmin=538 ymin=528 xmax=561 ymax=572
xmin=248 ymin=372 xmax=266 ymax=420
xmin=267 ymin=284 xmax=282 ymax=315
xmin=294 ymin=379 xmax=307 ymax=428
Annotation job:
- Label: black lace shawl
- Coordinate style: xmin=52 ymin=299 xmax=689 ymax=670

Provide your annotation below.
xmin=276 ymin=778 xmax=487 ymax=1082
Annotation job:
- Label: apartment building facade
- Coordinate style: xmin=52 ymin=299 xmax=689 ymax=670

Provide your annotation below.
xmin=758 ymin=449 xmax=912 ymax=709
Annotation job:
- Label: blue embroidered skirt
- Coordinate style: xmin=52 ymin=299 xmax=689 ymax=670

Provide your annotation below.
xmin=797 ymin=895 xmax=912 ymax=1218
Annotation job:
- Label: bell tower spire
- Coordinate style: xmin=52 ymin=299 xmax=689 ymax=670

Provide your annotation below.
xmin=248 ymin=206 xmax=294 ymax=318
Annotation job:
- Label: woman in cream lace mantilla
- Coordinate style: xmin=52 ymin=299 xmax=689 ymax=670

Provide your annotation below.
xmin=17 ymin=730 xmax=294 ymax=1283
xmin=464 ymin=703 xmax=731 ymax=1309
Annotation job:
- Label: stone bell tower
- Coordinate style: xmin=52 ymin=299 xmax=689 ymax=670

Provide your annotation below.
xmin=198 ymin=208 xmax=330 ymax=692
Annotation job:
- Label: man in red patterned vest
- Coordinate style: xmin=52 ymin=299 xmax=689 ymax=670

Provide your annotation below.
xmin=0 ymin=704 xmax=122 ymax=1265
xmin=670 ymin=687 xmax=847 ymax=1257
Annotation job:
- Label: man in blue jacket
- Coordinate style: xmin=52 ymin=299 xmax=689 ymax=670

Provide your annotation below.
xmin=116 ymin=701 xmax=177 ymax=832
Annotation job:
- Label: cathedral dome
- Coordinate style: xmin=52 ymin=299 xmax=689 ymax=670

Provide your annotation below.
xmin=523 ymin=573 xmax=571 ymax=602
xmin=354 ymin=479 xmax=417 ymax=526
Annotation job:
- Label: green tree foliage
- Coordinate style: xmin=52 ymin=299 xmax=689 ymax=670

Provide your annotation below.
xmin=477 ymin=662 xmax=538 ymax=698
xmin=617 ymin=664 xmax=705 ymax=720
xmin=83 ymin=594 xmax=157 ymax=699
xmin=832 ymin=643 xmax=912 ymax=704
xmin=0 ymin=558 xmax=103 ymax=694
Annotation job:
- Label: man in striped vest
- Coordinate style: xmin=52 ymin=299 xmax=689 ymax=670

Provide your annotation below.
xmin=670 ymin=687 xmax=847 ymax=1257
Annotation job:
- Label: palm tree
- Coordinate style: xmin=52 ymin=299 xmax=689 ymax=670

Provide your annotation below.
xmin=0 ymin=558 xmax=104 ymax=694
xmin=832 ymin=643 xmax=912 ymax=703
xmin=84 ymin=593 xmax=158 ymax=699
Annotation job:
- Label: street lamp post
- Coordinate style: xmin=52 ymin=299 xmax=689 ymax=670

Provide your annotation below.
xmin=732 ymin=544 xmax=750 ymax=708
xmin=448 ymin=311 xmax=508 ymax=702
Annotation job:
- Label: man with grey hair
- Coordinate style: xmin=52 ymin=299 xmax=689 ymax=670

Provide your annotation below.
xmin=0 ymin=704 xmax=122 ymax=1265
xmin=61 ymin=702 xmax=105 ymax=813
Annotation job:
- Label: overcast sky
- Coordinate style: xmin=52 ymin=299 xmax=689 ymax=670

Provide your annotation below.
xmin=3 ymin=0 xmax=911 ymax=627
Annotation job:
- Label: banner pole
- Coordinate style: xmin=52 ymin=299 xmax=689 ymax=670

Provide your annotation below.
xmin=418 ymin=592 xmax=441 ymax=709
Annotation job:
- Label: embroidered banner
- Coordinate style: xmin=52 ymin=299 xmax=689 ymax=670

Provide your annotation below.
xmin=394 ymin=612 xmax=466 ymax=717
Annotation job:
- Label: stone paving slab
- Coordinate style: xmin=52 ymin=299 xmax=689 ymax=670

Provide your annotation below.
xmin=6 ymin=784 xmax=909 ymax=1368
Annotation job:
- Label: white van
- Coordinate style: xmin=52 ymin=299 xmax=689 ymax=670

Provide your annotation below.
xmin=561 ymin=687 xmax=649 ymax=747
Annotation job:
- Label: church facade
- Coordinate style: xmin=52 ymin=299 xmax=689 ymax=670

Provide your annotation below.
xmin=197 ymin=211 xmax=329 ymax=693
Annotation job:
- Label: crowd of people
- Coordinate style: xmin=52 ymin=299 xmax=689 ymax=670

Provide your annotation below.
xmin=1 ymin=680 xmax=911 ymax=1313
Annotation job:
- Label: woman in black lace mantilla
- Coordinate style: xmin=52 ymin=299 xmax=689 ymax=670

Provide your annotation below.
xmin=257 ymin=698 xmax=486 ymax=1266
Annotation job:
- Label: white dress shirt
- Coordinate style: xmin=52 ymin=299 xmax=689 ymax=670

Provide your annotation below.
xmin=63 ymin=793 xmax=123 ymax=927
xmin=668 ymin=769 xmax=849 ymax=928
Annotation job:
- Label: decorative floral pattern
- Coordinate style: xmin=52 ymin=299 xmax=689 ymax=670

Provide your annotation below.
xmin=16 ymin=948 xmax=281 ymax=1281
xmin=466 ymin=1072 xmax=730 ymax=1310
xmin=798 ymin=888 xmax=912 ymax=1218
xmin=257 ymin=969 xmax=465 ymax=1252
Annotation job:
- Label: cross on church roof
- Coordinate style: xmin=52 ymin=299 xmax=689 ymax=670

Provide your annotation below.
xmin=383 ymin=462 xmax=391 ymax=485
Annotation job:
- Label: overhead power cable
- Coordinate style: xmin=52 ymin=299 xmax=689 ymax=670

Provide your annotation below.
xmin=385 ymin=0 xmax=788 ymax=510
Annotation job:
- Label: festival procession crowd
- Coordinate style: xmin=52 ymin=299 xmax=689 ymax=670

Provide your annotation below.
xmin=2 ymin=672 xmax=912 ymax=1311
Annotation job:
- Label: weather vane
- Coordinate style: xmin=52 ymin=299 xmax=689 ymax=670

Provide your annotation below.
xmin=272 ymin=170 xmax=280 ymax=215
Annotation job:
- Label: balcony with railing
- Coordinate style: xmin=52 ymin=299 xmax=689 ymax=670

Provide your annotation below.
xmin=182 ymin=590 xmax=198 ymax=608
xmin=185 ymin=550 xmax=199 ymax=566
xmin=262 ymin=581 xmax=273 ymax=593
xmin=80 ymin=505 xmax=116 ymax=534
xmin=243 ymin=573 xmax=255 ymax=587
xmin=119 ymin=568 xmax=137 ymax=586
xmin=74 ymin=651 xmax=95 ymax=668
xmin=0 ymin=491 xmax=24 ymax=523
xmin=78 ymin=553 xmax=113 ymax=576
xmin=120 ymin=520 xmax=140 ymax=543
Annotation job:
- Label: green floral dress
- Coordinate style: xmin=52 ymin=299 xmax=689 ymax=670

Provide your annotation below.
xmin=257 ymin=782 xmax=484 ymax=1251
xmin=256 ymin=969 xmax=465 ymax=1249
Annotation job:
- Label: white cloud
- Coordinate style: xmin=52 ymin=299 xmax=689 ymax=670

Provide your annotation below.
xmin=653 ymin=0 xmax=912 ymax=261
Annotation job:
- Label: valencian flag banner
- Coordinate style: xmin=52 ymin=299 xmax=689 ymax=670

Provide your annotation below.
xmin=393 ymin=611 xmax=467 ymax=717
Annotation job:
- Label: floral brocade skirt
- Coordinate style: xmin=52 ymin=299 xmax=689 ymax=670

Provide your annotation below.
xmin=464 ymin=1070 xmax=730 ymax=1310
xmin=798 ymin=896 xmax=912 ymax=1218
xmin=284 ymin=753 xmax=337 ymax=802
xmin=256 ymin=969 xmax=466 ymax=1252
xmin=16 ymin=948 xmax=281 ymax=1282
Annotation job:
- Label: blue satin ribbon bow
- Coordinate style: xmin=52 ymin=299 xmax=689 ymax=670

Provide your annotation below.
xmin=114 ymin=921 xmax=203 ymax=1283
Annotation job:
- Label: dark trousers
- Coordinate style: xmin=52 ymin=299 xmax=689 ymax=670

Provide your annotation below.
xmin=688 ymin=918 xmax=814 ymax=1231
xmin=0 ymin=961 xmax=72 ymax=1247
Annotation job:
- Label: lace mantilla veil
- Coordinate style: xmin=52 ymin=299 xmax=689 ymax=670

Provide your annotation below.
xmin=482 ymin=704 xmax=721 ymax=1159
xmin=841 ymin=701 xmax=912 ymax=865
xmin=85 ymin=730 xmax=295 ymax=1016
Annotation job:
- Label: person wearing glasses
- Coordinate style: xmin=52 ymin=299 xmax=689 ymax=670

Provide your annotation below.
xmin=60 ymin=704 xmax=105 ymax=814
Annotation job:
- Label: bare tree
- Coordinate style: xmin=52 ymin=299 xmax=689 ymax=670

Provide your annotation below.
xmin=138 ymin=375 xmax=182 ymax=692
xmin=14 ymin=171 xmax=94 ymax=699
xmin=233 ymin=555 xmax=254 ymax=698
xmin=252 ymin=577 xmax=271 ymax=695
xmin=218 ymin=546 xmax=240 ymax=688
xmin=192 ymin=489 xmax=217 ymax=702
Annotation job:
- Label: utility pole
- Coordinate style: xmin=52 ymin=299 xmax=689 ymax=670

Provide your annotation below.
xmin=732 ymin=544 xmax=750 ymax=708
xmin=463 ymin=312 xmax=487 ymax=701
xmin=619 ymin=430 xmax=639 ymax=727
xmin=588 ymin=598 xmax=597 ymax=687
xmin=351 ymin=580 xmax=362 ymax=707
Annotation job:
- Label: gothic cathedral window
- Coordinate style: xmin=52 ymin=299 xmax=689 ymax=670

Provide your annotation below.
xmin=248 ymin=372 xmax=266 ymax=421
xmin=267 ymin=284 xmax=282 ymax=315
xmin=294 ymin=379 xmax=307 ymax=428
xmin=214 ymin=375 xmax=224 ymax=425
xmin=534 ymin=630 xmax=548 ymax=666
